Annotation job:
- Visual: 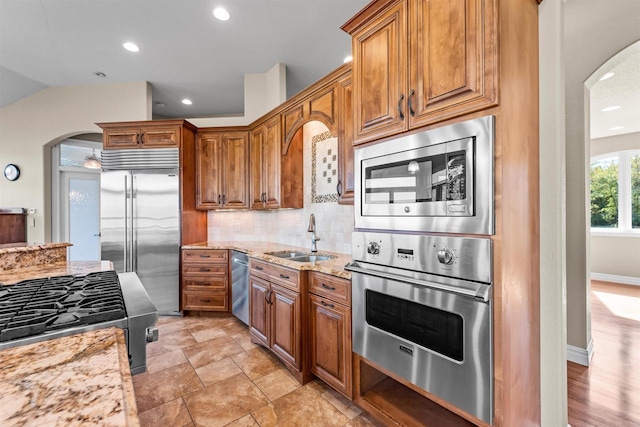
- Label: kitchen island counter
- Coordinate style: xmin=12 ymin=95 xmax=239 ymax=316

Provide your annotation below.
xmin=0 ymin=260 xmax=114 ymax=285
xmin=0 ymin=327 xmax=139 ymax=426
xmin=0 ymin=242 xmax=72 ymax=270
xmin=182 ymin=241 xmax=352 ymax=279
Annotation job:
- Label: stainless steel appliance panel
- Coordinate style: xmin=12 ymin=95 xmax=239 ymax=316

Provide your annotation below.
xmin=231 ymin=251 xmax=249 ymax=325
xmin=354 ymin=115 xmax=494 ymax=235
xmin=101 ymin=170 xmax=129 ymax=273
xmin=132 ymin=170 xmax=180 ymax=314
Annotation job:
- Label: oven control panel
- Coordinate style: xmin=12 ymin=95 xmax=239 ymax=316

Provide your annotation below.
xmin=352 ymin=231 xmax=492 ymax=284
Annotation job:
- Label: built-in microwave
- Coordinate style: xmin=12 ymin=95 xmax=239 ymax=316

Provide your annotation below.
xmin=354 ymin=115 xmax=495 ymax=235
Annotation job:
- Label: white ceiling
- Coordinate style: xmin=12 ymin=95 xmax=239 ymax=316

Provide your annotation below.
xmin=0 ymin=0 xmax=368 ymax=118
xmin=590 ymin=40 xmax=640 ymax=140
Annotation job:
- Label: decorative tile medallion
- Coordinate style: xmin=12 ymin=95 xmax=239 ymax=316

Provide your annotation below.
xmin=311 ymin=130 xmax=338 ymax=203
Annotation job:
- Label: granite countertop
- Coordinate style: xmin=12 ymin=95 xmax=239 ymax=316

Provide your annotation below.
xmin=0 ymin=242 xmax=72 ymax=254
xmin=182 ymin=241 xmax=352 ymax=279
xmin=0 ymin=327 xmax=139 ymax=426
xmin=0 ymin=261 xmax=114 ymax=286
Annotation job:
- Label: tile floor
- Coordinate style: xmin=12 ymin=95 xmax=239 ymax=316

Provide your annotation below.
xmin=133 ymin=315 xmax=383 ymax=427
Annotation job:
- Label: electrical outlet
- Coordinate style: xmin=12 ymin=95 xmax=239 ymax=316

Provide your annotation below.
xmin=28 ymin=208 xmax=36 ymax=214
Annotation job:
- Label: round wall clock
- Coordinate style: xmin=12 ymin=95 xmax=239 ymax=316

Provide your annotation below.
xmin=3 ymin=164 xmax=20 ymax=181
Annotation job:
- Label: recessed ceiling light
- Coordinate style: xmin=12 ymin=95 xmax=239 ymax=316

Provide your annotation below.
xmin=609 ymin=126 xmax=624 ymax=131
xmin=213 ymin=7 xmax=230 ymax=21
xmin=599 ymin=72 xmax=615 ymax=81
xmin=601 ymin=105 xmax=621 ymax=112
xmin=123 ymin=42 xmax=140 ymax=52
xmin=182 ymin=99 xmax=193 ymax=105
xmin=343 ymin=55 xmax=353 ymax=63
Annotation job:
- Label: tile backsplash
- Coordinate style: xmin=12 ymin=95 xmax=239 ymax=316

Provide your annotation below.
xmin=207 ymin=121 xmax=354 ymax=255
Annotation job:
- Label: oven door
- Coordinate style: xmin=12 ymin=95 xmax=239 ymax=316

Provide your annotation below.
xmin=349 ymin=263 xmax=493 ymax=424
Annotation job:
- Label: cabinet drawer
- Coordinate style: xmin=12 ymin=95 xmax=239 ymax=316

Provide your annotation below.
xmin=183 ymin=290 xmax=228 ymax=311
xmin=183 ymin=249 xmax=228 ymax=263
xmin=309 ymin=272 xmax=350 ymax=306
xmin=183 ymin=264 xmax=227 ymax=276
xmin=183 ymin=277 xmax=227 ymax=291
xmin=250 ymin=259 xmax=299 ymax=291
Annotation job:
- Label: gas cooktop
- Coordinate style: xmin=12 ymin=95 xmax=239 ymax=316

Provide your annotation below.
xmin=0 ymin=270 xmax=127 ymax=344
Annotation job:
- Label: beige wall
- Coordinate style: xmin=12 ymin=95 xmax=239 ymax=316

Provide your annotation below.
xmin=564 ymin=0 xmax=640 ymax=350
xmin=590 ymin=132 xmax=640 ymax=280
xmin=0 ymin=81 xmax=151 ymax=243
xmin=207 ymin=121 xmax=353 ymax=254
xmin=539 ymin=0 xmax=568 ymax=424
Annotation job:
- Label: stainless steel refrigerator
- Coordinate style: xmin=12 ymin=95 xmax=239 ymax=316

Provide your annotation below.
xmin=101 ymin=148 xmax=181 ymax=315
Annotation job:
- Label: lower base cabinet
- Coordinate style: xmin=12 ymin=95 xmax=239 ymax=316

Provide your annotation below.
xmin=249 ymin=259 xmax=308 ymax=383
xmin=181 ymin=249 xmax=229 ymax=312
xmin=308 ymin=272 xmax=352 ymax=399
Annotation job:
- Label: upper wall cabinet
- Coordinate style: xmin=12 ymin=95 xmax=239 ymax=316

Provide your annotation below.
xmin=343 ymin=0 xmax=498 ymax=145
xmin=196 ymin=130 xmax=250 ymax=210
xmin=282 ymin=84 xmax=339 ymax=150
xmin=99 ymin=122 xmax=182 ymax=149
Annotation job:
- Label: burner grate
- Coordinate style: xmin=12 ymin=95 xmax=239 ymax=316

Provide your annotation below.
xmin=0 ymin=270 xmax=126 ymax=343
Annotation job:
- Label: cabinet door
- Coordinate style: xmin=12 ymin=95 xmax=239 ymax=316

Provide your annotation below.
xmin=195 ymin=133 xmax=223 ymax=209
xmin=309 ymin=294 xmax=352 ymax=398
xmin=408 ymin=0 xmax=498 ymax=127
xmin=222 ymin=132 xmax=250 ymax=209
xmin=249 ymin=276 xmax=270 ymax=347
xmin=262 ymin=117 xmax=282 ymax=209
xmin=352 ymin=0 xmax=408 ymax=144
xmin=270 ymin=283 xmax=300 ymax=370
xmin=249 ymin=126 xmax=266 ymax=209
xmin=337 ymin=76 xmax=354 ymax=205
xmin=103 ymin=128 xmax=141 ymax=149
xmin=140 ymin=126 xmax=181 ymax=148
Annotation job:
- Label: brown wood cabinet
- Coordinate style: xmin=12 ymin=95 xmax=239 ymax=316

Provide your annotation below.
xmin=248 ymin=259 xmax=309 ymax=383
xmin=196 ymin=130 xmax=250 ymax=210
xmin=249 ymin=117 xmax=303 ymax=210
xmin=181 ymin=249 xmax=229 ymax=311
xmin=343 ymin=0 xmax=498 ymax=145
xmin=337 ymin=76 xmax=355 ymax=204
xmin=100 ymin=123 xmax=181 ymax=149
xmin=282 ymin=84 xmax=339 ymax=150
xmin=308 ymin=272 xmax=352 ymax=398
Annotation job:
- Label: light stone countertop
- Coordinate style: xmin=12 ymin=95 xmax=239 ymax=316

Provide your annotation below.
xmin=0 ymin=327 xmax=139 ymax=426
xmin=182 ymin=241 xmax=353 ymax=280
xmin=0 ymin=260 xmax=114 ymax=286
xmin=0 ymin=242 xmax=72 ymax=271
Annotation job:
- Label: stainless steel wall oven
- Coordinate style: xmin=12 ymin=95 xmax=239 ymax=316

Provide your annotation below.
xmin=355 ymin=115 xmax=495 ymax=235
xmin=346 ymin=232 xmax=493 ymax=424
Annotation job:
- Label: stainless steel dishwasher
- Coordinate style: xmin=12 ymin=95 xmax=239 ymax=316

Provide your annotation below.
xmin=230 ymin=250 xmax=249 ymax=325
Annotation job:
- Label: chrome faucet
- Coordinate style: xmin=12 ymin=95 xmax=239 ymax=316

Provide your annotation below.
xmin=307 ymin=213 xmax=321 ymax=253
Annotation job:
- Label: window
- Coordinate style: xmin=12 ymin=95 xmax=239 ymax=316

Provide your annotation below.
xmin=590 ymin=150 xmax=640 ymax=233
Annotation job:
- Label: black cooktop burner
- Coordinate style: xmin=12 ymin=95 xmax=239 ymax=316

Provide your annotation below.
xmin=0 ymin=271 xmax=126 ymax=343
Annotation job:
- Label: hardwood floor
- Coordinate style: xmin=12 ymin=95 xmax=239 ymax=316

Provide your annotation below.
xmin=567 ymin=280 xmax=640 ymax=427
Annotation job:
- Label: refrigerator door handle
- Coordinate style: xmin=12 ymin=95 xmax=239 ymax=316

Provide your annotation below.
xmin=131 ymin=175 xmax=137 ymax=272
xmin=124 ymin=174 xmax=129 ymax=271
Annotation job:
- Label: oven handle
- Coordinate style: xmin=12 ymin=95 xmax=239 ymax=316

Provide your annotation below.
xmin=345 ymin=263 xmax=490 ymax=302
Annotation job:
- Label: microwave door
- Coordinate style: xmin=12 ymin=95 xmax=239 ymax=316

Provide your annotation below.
xmin=445 ymin=137 xmax=475 ymax=217
xmin=362 ymin=143 xmax=448 ymax=217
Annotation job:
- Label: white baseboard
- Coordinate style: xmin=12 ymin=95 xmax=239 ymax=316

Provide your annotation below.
xmin=567 ymin=338 xmax=593 ymax=366
xmin=591 ymin=272 xmax=640 ymax=286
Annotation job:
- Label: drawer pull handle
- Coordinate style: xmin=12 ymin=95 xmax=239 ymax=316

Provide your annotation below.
xmin=200 ymin=299 xmax=211 ymax=303
xmin=320 ymin=300 xmax=335 ymax=308
xmin=199 ymin=255 xmax=211 ymax=258
xmin=279 ymin=274 xmax=290 ymax=279
xmin=200 ymin=268 xmax=211 ymax=272
xmin=201 ymin=282 xmax=211 ymax=286
xmin=254 ymin=266 xmax=264 ymax=271
xmin=321 ymin=283 xmax=336 ymax=291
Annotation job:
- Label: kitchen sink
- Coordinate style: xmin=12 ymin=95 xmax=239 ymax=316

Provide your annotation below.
xmin=264 ymin=251 xmax=335 ymax=262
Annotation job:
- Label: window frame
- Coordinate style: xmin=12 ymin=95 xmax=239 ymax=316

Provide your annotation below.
xmin=590 ymin=149 xmax=640 ymax=237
